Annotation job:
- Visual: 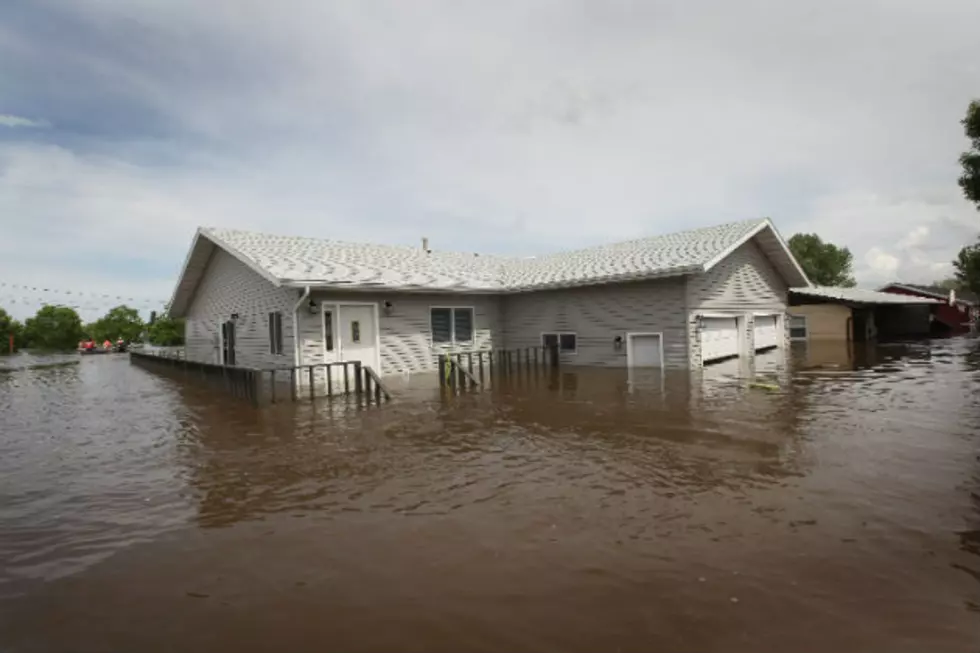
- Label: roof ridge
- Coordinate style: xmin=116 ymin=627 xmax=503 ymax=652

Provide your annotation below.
xmin=205 ymin=217 xmax=768 ymax=262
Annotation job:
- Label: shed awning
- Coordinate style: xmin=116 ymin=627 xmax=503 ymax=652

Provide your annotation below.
xmin=790 ymin=286 xmax=942 ymax=305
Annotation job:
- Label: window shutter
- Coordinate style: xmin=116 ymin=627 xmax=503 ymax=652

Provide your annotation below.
xmin=268 ymin=313 xmax=275 ymax=353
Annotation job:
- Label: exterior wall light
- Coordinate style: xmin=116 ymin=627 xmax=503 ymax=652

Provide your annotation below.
xmin=383 ymin=300 xmax=394 ymax=315
xmin=308 ymin=298 xmax=318 ymax=314
xmin=613 ymin=335 xmax=624 ymax=350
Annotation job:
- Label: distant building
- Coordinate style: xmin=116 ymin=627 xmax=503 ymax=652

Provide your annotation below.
xmin=877 ymin=283 xmax=978 ymax=336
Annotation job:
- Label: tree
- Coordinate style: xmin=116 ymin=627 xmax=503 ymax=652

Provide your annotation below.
xmin=959 ymin=100 xmax=980 ymax=210
xmin=788 ymin=233 xmax=856 ymax=287
xmin=87 ymin=305 xmax=144 ymax=343
xmin=953 ymin=238 xmax=980 ymax=295
xmin=0 ymin=308 xmax=25 ymax=354
xmin=22 ymin=305 xmax=85 ymax=351
xmin=146 ymin=307 xmax=185 ymax=347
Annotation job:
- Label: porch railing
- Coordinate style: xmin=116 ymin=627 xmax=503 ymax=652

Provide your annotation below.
xmin=130 ymin=351 xmax=391 ymax=407
xmin=438 ymin=344 xmax=559 ymax=390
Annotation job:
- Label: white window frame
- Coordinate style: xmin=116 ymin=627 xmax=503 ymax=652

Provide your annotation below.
xmin=788 ymin=314 xmax=808 ymax=341
xmin=429 ymin=306 xmax=475 ymax=346
xmin=540 ymin=331 xmax=578 ymax=355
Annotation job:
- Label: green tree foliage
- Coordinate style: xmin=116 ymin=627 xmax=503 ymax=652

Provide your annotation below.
xmin=959 ymin=100 xmax=980 ymax=210
xmin=0 ymin=308 xmax=25 ymax=354
xmin=952 ymin=238 xmax=980 ymax=295
xmin=86 ymin=305 xmax=144 ymax=343
xmin=788 ymin=233 xmax=857 ymax=287
xmin=146 ymin=309 xmax=185 ymax=347
xmin=22 ymin=305 xmax=85 ymax=351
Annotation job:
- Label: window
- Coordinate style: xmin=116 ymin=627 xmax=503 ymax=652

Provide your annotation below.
xmin=268 ymin=311 xmax=284 ymax=355
xmin=351 ymin=320 xmax=361 ymax=343
xmin=430 ymin=307 xmax=474 ymax=345
xmin=542 ymin=332 xmax=577 ymax=354
xmin=789 ymin=315 xmax=807 ymax=340
xmin=324 ymin=310 xmax=334 ymax=351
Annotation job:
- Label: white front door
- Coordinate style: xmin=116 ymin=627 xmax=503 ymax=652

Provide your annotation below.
xmin=753 ymin=315 xmax=779 ymax=351
xmin=337 ymin=304 xmax=379 ymax=370
xmin=701 ymin=317 xmax=740 ymax=364
xmin=628 ymin=334 xmax=663 ymax=367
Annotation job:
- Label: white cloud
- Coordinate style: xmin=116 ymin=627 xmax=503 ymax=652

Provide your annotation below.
xmin=0 ymin=114 xmax=48 ymax=128
xmin=865 ymin=247 xmax=900 ymax=277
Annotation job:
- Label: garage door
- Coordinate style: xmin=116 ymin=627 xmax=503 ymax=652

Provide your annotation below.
xmin=753 ymin=315 xmax=779 ymax=351
xmin=628 ymin=334 xmax=662 ymax=367
xmin=701 ymin=317 xmax=740 ymax=363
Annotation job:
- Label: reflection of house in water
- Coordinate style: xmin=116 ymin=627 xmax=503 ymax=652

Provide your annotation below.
xmin=489 ymin=366 xmax=810 ymax=488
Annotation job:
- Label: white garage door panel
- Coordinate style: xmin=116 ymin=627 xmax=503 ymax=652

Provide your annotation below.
xmin=753 ymin=315 xmax=779 ymax=351
xmin=629 ymin=334 xmax=662 ymax=367
xmin=701 ymin=317 xmax=739 ymax=363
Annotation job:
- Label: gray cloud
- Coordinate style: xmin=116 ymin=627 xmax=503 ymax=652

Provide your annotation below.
xmin=1 ymin=0 xmax=980 ymax=320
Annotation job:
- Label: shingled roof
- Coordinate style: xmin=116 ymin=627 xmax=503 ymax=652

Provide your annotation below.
xmin=169 ymin=218 xmax=809 ymax=316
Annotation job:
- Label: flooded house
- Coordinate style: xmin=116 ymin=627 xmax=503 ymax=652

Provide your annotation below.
xmin=787 ymin=286 xmax=940 ymax=342
xmin=165 ymin=218 xmax=810 ymax=381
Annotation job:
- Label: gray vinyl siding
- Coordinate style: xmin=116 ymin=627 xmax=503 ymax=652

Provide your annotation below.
xmin=500 ymin=278 xmax=690 ymax=368
xmin=184 ymin=249 xmax=296 ymax=367
xmin=379 ymin=294 xmax=501 ymax=375
xmin=296 ymin=291 xmax=502 ymax=377
xmin=685 ymin=238 xmax=789 ymax=366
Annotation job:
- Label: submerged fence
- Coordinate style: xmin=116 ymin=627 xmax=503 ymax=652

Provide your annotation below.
xmin=438 ymin=344 xmax=560 ymax=391
xmin=129 ymin=350 xmax=391 ymax=407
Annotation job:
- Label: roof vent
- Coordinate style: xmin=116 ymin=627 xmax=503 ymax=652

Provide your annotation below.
xmin=421 ymin=237 xmax=430 ymax=253
xmin=949 ymin=289 xmax=956 ymax=305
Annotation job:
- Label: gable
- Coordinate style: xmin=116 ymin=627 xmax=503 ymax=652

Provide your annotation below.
xmin=689 ymin=237 xmax=788 ymax=310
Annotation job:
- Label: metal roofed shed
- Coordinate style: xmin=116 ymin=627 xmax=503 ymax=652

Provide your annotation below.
xmin=788 ymin=286 xmax=941 ymax=343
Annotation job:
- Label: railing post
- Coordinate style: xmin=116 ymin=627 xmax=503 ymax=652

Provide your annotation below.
xmin=343 ymin=363 xmax=350 ymax=395
xmin=290 ymin=369 xmax=297 ymax=401
xmin=549 ymin=344 xmax=559 ymax=369
xmin=327 ymin=365 xmax=333 ymax=397
xmin=270 ymin=369 xmax=277 ymax=404
xmin=438 ymin=354 xmax=447 ymax=388
xmin=309 ymin=366 xmax=315 ymax=399
xmin=477 ymin=351 xmax=485 ymax=384
xmin=354 ymin=361 xmax=363 ymax=400
xmin=375 ymin=375 xmax=382 ymax=403
xmin=362 ymin=368 xmax=371 ymax=404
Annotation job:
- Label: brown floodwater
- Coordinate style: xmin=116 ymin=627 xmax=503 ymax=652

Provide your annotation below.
xmin=1 ymin=339 xmax=979 ymax=652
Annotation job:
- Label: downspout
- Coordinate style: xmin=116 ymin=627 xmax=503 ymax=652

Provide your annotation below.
xmin=292 ymin=286 xmax=311 ymax=368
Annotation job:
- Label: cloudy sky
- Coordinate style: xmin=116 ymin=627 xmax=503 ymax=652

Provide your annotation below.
xmin=1 ymin=0 xmax=979 ymax=320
